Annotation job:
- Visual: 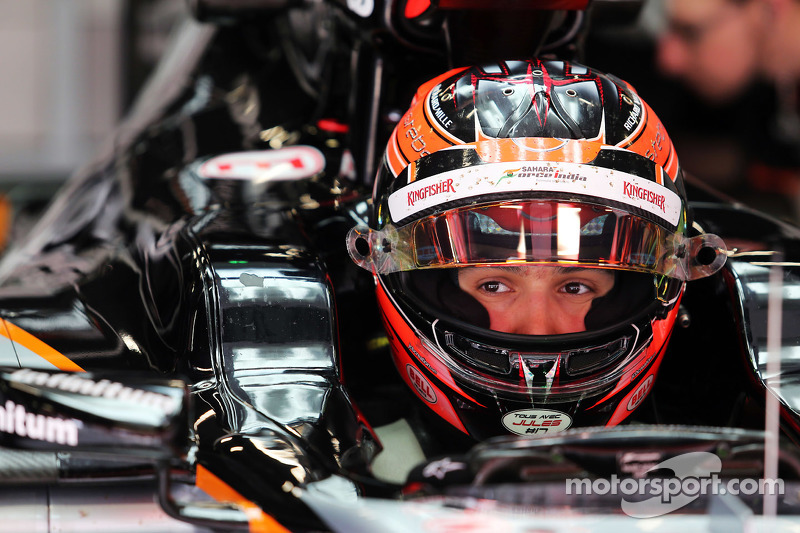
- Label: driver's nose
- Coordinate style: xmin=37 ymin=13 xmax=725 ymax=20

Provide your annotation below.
xmin=497 ymin=296 xmax=562 ymax=336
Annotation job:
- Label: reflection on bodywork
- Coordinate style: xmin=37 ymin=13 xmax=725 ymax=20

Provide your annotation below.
xmin=214 ymin=256 xmax=338 ymax=434
xmin=731 ymin=261 xmax=800 ymax=417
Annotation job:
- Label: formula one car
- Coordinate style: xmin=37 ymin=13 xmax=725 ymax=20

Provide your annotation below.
xmin=2 ymin=1 xmax=800 ymax=531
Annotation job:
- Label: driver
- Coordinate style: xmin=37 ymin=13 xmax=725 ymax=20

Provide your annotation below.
xmin=457 ymin=265 xmax=615 ymax=335
xmin=347 ymin=59 xmax=727 ymax=453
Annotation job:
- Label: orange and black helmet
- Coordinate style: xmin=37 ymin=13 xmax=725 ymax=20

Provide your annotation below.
xmin=348 ymin=59 xmax=726 ymax=439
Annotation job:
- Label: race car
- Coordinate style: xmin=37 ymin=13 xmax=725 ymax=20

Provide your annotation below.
xmin=2 ymin=1 xmax=800 ymax=531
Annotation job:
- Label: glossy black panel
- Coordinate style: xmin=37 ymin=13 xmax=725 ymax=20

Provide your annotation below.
xmin=0 ymin=368 xmax=189 ymax=459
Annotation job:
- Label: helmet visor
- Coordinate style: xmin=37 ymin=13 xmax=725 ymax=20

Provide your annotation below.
xmin=348 ymin=199 xmax=726 ymax=281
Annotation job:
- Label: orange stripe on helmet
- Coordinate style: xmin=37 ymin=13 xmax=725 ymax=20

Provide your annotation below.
xmin=619 ymin=100 xmax=680 ymax=182
xmin=661 ymin=141 xmax=680 ymax=179
xmin=389 ymin=67 xmax=470 ymax=175
xmin=385 ymin=128 xmax=408 ymax=177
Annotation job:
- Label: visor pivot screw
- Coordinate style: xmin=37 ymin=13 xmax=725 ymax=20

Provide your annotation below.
xmin=381 ymin=239 xmax=392 ymax=253
xmin=676 ymin=244 xmax=687 ymax=258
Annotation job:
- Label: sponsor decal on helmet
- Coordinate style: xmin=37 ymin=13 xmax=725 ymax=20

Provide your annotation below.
xmin=407 ymin=344 xmax=438 ymax=375
xmin=427 ymin=84 xmax=455 ymax=131
xmin=406 ymin=178 xmax=456 ymax=207
xmin=407 ymin=364 xmax=437 ymax=404
xmin=623 ymin=102 xmax=642 ymax=132
xmin=629 ymin=349 xmax=656 ymax=383
xmin=501 ymin=408 xmax=572 ymax=436
xmin=623 ymin=181 xmax=666 ymax=213
xmin=497 ymin=164 xmax=586 ymax=184
xmin=626 ymin=374 xmax=654 ymax=412
xmin=388 ymin=160 xmax=681 ymax=227
xmin=197 ymin=146 xmax=325 ymax=182
xmin=402 ymin=112 xmax=431 ymax=158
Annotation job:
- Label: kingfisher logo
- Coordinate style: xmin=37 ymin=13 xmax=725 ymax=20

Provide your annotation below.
xmin=623 ymin=181 xmax=666 ymax=213
xmin=406 ymin=178 xmax=456 ymax=207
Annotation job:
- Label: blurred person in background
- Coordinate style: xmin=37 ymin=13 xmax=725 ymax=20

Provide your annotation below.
xmin=657 ymin=0 xmax=765 ymax=104
xmin=656 ymin=0 xmax=800 ymax=222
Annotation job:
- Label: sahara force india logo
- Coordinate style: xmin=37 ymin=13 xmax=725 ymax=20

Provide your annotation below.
xmin=500 ymin=164 xmax=587 ymax=183
xmin=406 ymin=163 xmax=587 ymax=208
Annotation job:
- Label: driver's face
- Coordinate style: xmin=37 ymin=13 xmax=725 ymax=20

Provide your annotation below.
xmin=457 ymin=265 xmax=615 ymax=335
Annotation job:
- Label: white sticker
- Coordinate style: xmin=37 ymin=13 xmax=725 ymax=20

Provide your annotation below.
xmin=388 ymin=160 xmax=681 ymax=227
xmin=198 ymin=146 xmax=325 ymax=183
xmin=501 ymin=408 xmax=572 ymax=436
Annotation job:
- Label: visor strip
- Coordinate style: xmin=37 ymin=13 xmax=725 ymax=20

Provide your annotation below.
xmin=388 ymin=160 xmax=682 ymax=228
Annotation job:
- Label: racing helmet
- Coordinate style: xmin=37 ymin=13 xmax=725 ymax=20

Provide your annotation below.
xmin=347 ymin=59 xmax=727 ymax=440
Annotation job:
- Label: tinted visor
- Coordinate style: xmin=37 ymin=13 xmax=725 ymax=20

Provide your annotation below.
xmin=349 ymin=199 xmax=726 ymax=280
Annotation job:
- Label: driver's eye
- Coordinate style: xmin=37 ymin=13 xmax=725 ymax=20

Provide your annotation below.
xmin=482 ymin=281 xmax=502 ymax=293
xmin=563 ymin=282 xmax=588 ymax=294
